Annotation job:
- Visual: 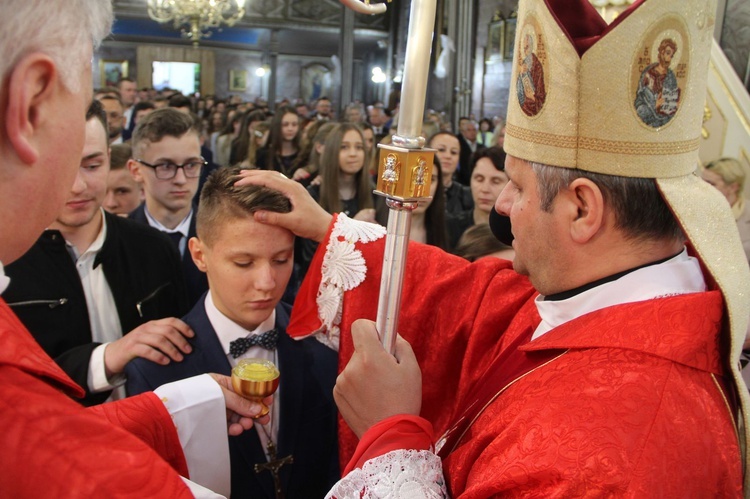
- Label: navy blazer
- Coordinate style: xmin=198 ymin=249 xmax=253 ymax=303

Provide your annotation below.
xmin=129 ymin=203 xmax=208 ymax=307
xmin=126 ymin=298 xmax=340 ymax=499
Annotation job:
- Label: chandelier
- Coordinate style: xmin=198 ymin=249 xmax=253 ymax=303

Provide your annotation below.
xmin=147 ymin=0 xmax=246 ymax=46
xmin=589 ymin=0 xmax=635 ymax=23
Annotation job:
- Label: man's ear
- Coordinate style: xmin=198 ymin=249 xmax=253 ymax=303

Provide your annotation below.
xmin=5 ymin=53 xmax=59 ymax=165
xmin=128 ymin=158 xmax=143 ymax=182
xmin=188 ymin=236 xmax=208 ymax=273
xmin=565 ymin=178 xmax=606 ymax=244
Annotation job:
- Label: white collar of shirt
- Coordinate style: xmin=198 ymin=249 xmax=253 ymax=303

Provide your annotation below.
xmin=144 ymin=206 xmax=192 ymax=239
xmin=66 ymin=209 xmax=107 ymax=261
xmin=532 ymin=248 xmax=706 ymax=341
xmin=204 ymin=290 xmax=277 ymax=359
xmin=0 ymin=261 xmax=9 ymax=295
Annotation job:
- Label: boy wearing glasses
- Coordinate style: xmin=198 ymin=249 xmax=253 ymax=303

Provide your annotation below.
xmin=128 ymin=108 xmax=209 ymax=306
xmin=3 ymin=100 xmax=191 ymax=406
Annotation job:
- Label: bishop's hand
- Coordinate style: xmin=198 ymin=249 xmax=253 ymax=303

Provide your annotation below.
xmin=333 ymin=319 xmax=422 ymax=438
xmin=234 ymin=169 xmax=333 ymax=243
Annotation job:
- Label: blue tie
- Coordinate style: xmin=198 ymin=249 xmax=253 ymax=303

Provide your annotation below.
xmin=229 ymin=329 xmax=279 ymax=358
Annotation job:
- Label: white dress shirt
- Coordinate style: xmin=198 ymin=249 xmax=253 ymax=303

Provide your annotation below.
xmin=144 ymin=207 xmax=193 ymax=257
xmin=61 ymin=212 xmax=127 ymax=399
xmin=205 ymin=291 xmax=281 ymax=460
xmin=533 ymin=249 xmax=706 ymax=340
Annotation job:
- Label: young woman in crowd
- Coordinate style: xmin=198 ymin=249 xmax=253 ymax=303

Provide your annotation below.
xmin=290 ymin=121 xmax=337 ymax=186
xmin=310 ymin=123 xmax=375 ymax=221
xmin=428 ymin=131 xmax=473 ymax=215
xmin=297 ymin=123 xmax=376 ymax=277
xmin=214 ymin=109 xmax=242 ymax=167
xmin=237 ymin=121 xmax=270 ymax=169
xmin=230 ymin=109 xmax=266 ymax=165
xmin=256 ymin=105 xmax=301 ymax=176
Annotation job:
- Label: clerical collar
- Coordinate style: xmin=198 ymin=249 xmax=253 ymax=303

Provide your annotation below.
xmin=532 ymin=248 xmax=706 ymax=341
xmin=0 ymin=261 xmax=9 ymax=295
xmin=545 ymin=250 xmax=683 ymax=301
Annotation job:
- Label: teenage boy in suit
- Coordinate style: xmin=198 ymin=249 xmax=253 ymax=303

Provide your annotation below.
xmin=4 ymin=100 xmax=191 ymax=407
xmin=127 ymin=166 xmax=340 ymax=498
xmin=128 ymin=108 xmax=208 ymax=306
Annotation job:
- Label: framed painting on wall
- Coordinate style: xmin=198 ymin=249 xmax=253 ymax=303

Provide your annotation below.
xmin=100 ymin=60 xmax=129 ymax=88
xmin=229 ymin=69 xmax=248 ymax=91
xmin=300 ymin=63 xmax=332 ymax=104
xmin=486 ymin=11 xmax=518 ymax=63
xmin=486 ymin=16 xmax=503 ymax=62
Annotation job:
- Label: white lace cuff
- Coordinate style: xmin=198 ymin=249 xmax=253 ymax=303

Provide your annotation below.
xmin=314 ymin=213 xmax=386 ymax=351
xmin=326 ymin=449 xmax=448 ymax=498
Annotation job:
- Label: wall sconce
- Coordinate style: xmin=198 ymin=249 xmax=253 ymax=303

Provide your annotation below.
xmin=371 ymin=66 xmax=387 ymax=83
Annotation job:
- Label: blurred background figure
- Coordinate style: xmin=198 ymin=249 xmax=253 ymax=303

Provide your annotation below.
xmin=447 ymin=146 xmax=508 ymax=248
xmin=428 ymin=131 xmax=473 ymax=216
xmin=454 ymin=223 xmax=514 ymax=262
xmin=344 ymin=102 xmax=366 ymax=124
xmin=257 ymin=105 xmax=301 ymax=176
xmin=477 ymin=118 xmax=494 ymax=147
xmin=104 ymin=143 xmax=143 ymax=216
xmin=291 ymin=121 xmax=337 ymax=186
xmin=701 ymin=157 xmax=750 ymax=264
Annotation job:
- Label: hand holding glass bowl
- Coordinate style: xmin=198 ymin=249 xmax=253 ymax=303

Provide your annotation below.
xmin=231 ymin=359 xmax=280 ymax=418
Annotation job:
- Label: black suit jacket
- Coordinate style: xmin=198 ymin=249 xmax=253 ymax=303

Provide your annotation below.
xmin=3 ymin=211 xmax=189 ymax=405
xmin=372 ymin=125 xmax=390 ymax=144
xmin=457 ymin=134 xmax=487 ymax=186
xmin=126 ymin=299 xmax=340 ymax=499
xmin=129 ymin=203 xmax=208 ymax=307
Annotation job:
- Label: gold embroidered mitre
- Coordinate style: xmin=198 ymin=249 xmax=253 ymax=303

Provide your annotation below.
xmin=505 ymin=0 xmax=717 ymax=176
xmin=505 ymin=0 xmax=750 ymax=484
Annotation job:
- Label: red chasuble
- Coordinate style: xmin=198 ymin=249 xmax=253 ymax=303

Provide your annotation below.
xmin=289 ymin=214 xmax=743 ymax=497
xmin=0 ymin=299 xmax=192 ymax=497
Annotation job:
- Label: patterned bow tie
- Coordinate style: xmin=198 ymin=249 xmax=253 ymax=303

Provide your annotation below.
xmin=229 ymin=329 xmax=279 ymax=358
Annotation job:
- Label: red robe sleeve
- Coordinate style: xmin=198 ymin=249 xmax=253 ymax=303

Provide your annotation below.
xmin=288 ymin=214 xmax=538 ymax=467
xmin=87 ymin=392 xmax=190 ymax=476
xmin=0 ymin=299 xmax=192 ymax=497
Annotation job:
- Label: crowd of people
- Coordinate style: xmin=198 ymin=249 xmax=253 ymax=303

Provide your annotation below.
xmin=2 ymin=0 xmax=750 ymax=497
xmin=89 ymin=81 xmax=518 ymax=267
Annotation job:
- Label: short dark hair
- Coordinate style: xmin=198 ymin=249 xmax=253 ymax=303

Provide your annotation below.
xmin=197 ymin=166 xmax=292 ymax=246
xmin=86 ymin=99 xmax=108 ymax=136
xmin=454 ymin=223 xmax=510 ymax=262
xmin=471 ymin=147 xmax=506 ymax=172
xmin=117 ymin=77 xmax=135 ymax=87
xmin=98 ymin=94 xmax=123 ymax=108
xmin=133 ymin=101 xmax=156 ymax=114
xmin=532 ymin=163 xmax=684 ymax=242
xmin=132 ymin=108 xmax=200 ymax=157
xmin=109 ymin=144 xmax=132 ymax=170
xmin=168 ymin=94 xmax=193 ymax=110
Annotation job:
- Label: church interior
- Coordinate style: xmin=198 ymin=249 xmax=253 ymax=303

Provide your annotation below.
xmin=100 ymin=0 xmax=750 ymax=177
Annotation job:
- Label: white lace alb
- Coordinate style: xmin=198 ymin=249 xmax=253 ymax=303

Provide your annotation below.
xmin=326 ymin=450 xmax=448 ymax=499
xmin=313 ymin=214 xmax=385 ymax=350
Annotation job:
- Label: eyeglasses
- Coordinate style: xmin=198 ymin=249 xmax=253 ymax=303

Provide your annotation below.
xmin=135 ymin=158 xmax=206 ymax=180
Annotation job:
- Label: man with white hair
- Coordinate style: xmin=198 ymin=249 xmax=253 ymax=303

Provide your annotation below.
xmin=0 ymin=1 xmax=266 ymax=496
